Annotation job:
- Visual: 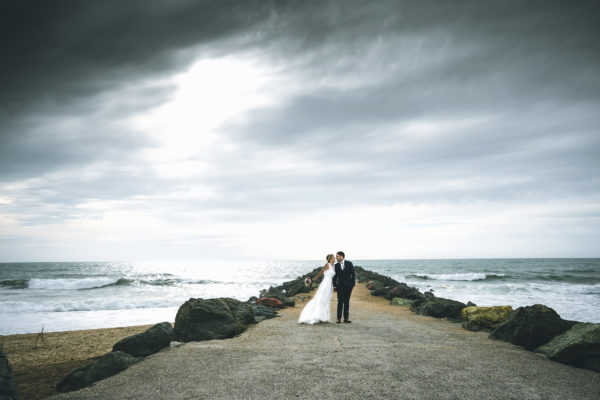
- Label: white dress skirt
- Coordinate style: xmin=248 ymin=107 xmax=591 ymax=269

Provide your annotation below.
xmin=298 ymin=264 xmax=334 ymax=324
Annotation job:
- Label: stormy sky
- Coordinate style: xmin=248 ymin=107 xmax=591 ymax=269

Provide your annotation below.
xmin=1 ymin=0 xmax=599 ymax=261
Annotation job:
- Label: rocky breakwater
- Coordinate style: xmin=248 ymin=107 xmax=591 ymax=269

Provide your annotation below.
xmin=259 ymin=266 xmax=323 ymax=304
xmin=357 ymin=266 xmax=599 ymax=373
xmin=56 ymin=322 xmax=173 ymax=394
xmin=250 ymin=267 xmax=326 ymax=321
xmin=357 ymin=267 xmax=469 ymax=322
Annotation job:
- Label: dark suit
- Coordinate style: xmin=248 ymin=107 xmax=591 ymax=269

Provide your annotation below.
xmin=333 ymin=260 xmax=355 ymax=321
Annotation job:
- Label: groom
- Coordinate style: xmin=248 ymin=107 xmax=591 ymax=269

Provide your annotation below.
xmin=332 ymin=251 xmax=355 ymax=323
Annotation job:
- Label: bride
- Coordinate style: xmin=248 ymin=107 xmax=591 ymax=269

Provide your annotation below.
xmin=298 ymin=254 xmax=335 ymax=324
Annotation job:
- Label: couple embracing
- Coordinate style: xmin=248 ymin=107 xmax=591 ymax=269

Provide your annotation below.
xmin=298 ymin=251 xmax=356 ymax=324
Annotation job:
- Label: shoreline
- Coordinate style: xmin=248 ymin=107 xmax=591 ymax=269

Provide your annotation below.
xmin=3 ymin=270 xmax=599 ymax=399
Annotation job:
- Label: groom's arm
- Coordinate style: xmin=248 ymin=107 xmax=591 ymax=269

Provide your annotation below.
xmin=348 ymin=261 xmax=356 ymax=286
xmin=332 ymin=267 xmax=338 ymax=290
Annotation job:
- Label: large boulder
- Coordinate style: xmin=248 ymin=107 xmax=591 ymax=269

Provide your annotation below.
xmin=535 ymin=323 xmax=600 ymax=372
xmin=251 ymin=305 xmax=279 ymax=322
xmin=461 ymin=306 xmax=513 ymax=331
xmin=413 ymin=297 xmax=467 ymax=321
xmin=387 ymin=284 xmax=424 ymax=300
xmin=489 ymin=304 xmax=577 ymax=350
xmin=173 ymin=298 xmax=256 ymax=342
xmin=56 ymin=351 xmax=140 ymax=393
xmin=112 ymin=322 xmax=173 ymax=357
xmin=0 ymin=349 xmax=17 ymax=400
xmin=256 ymin=298 xmax=285 ymax=309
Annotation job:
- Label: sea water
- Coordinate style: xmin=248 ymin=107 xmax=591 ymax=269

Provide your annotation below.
xmin=0 ymin=259 xmax=598 ymax=334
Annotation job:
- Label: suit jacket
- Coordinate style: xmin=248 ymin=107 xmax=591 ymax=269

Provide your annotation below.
xmin=333 ymin=260 xmax=355 ymax=290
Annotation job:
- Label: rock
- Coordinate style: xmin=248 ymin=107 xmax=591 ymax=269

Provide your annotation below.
xmin=584 ymin=356 xmax=600 ymax=372
xmin=424 ymin=291 xmax=435 ymax=299
xmin=112 ymin=322 xmax=173 ymax=357
xmin=279 ymin=296 xmax=295 ymax=307
xmin=256 ymin=297 xmax=285 ymax=309
xmin=170 ymin=341 xmax=184 ymax=348
xmin=0 ymin=349 xmax=17 ymax=400
xmin=355 ymin=266 xmax=400 ymax=286
xmin=295 ymin=294 xmax=312 ymax=302
xmin=390 ymin=298 xmax=414 ymax=306
xmin=173 ymin=297 xmax=256 ymax=342
xmin=370 ymin=281 xmax=393 ymax=297
xmin=535 ymin=323 xmax=600 ymax=372
xmin=251 ymin=305 xmax=279 ymax=322
xmin=462 ymin=320 xmax=485 ymax=332
xmin=489 ymin=304 xmax=577 ymax=350
xmin=387 ymin=284 xmax=424 ymax=300
xmin=413 ymin=297 xmax=467 ymax=321
xmin=461 ymin=306 xmax=513 ymax=330
xmin=56 ymin=351 xmax=140 ymax=393
xmin=366 ymin=280 xmax=417 ymax=299
xmin=264 ymin=293 xmax=295 ymax=307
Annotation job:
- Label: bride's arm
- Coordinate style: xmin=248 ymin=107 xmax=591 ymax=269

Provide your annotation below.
xmin=312 ymin=263 xmax=328 ymax=281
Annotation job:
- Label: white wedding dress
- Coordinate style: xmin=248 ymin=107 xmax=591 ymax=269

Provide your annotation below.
xmin=298 ymin=263 xmax=334 ymax=324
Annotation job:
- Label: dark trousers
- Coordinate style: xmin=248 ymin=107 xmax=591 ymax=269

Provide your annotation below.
xmin=336 ymin=285 xmax=353 ymax=320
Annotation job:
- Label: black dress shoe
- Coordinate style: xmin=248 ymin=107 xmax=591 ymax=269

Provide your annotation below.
xmin=336 ymin=320 xmax=341 ymax=323
xmin=343 ymin=319 xmax=351 ymax=323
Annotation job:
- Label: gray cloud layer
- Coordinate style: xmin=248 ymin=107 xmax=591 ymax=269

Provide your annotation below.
xmin=1 ymin=1 xmax=599 ymax=258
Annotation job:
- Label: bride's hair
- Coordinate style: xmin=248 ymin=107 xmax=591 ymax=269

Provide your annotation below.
xmin=326 ymin=254 xmax=334 ymax=262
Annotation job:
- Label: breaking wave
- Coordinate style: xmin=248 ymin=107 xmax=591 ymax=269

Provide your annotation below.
xmin=405 ymin=273 xmax=507 ymax=282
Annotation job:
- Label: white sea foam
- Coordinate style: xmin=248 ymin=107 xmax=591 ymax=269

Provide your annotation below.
xmin=409 ymin=273 xmax=505 ymax=281
xmin=28 ymin=277 xmax=119 ymax=290
xmin=0 ymin=297 xmax=182 ymax=314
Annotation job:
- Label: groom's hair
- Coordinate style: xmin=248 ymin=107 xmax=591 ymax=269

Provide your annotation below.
xmin=336 ymin=251 xmax=345 ymax=258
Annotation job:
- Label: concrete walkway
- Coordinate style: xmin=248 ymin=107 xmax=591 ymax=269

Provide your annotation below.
xmin=49 ymin=285 xmax=600 ymax=399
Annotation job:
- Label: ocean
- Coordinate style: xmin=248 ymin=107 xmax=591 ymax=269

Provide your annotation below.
xmin=0 ymin=259 xmax=598 ymax=334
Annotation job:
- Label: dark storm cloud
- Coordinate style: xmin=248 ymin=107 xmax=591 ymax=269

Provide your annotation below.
xmin=213 ymin=0 xmax=600 ymax=209
xmin=0 ymin=0 xmax=276 ymax=180
xmin=0 ymin=0 xmax=274 ymax=115
xmin=225 ymin=0 xmax=600 ymax=141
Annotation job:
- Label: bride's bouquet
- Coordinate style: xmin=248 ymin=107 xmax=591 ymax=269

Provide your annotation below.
xmin=304 ymin=277 xmax=312 ymax=287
